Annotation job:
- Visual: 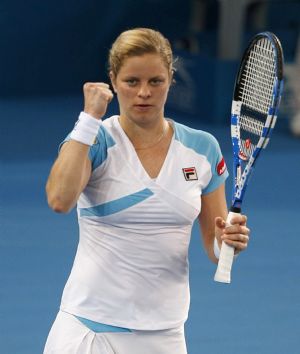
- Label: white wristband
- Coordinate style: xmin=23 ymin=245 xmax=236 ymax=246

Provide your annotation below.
xmin=70 ymin=112 xmax=102 ymax=146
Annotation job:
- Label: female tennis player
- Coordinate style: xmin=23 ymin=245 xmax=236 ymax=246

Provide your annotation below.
xmin=43 ymin=28 xmax=250 ymax=354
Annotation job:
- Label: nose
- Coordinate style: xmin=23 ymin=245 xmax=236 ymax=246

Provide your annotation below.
xmin=137 ymin=83 xmax=151 ymax=98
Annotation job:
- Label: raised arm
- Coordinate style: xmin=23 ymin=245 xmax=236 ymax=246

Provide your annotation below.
xmin=46 ymin=82 xmax=113 ymax=213
xmin=46 ymin=141 xmax=92 ymax=213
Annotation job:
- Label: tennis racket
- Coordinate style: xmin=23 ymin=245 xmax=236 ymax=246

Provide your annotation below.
xmin=214 ymin=32 xmax=284 ymax=283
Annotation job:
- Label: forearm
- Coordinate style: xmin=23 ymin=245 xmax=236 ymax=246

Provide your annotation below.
xmin=200 ymin=226 xmax=219 ymax=264
xmin=198 ymin=184 xmax=228 ymax=264
xmin=46 ymin=140 xmax=91 ymax=213
xmin=46 ymin=83 xmax=113 ymax=213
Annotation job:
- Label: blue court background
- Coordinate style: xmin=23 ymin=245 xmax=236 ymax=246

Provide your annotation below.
xmin=1 ymin=1 xmax=300 ymax=353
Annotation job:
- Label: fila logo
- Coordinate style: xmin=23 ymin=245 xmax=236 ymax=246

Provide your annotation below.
xmin=182 ymin=167 xmax=198 ymax=181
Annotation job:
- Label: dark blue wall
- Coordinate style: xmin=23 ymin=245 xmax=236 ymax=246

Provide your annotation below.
xmin=1 ymin=0 xmax=298 ymax=141
xmin=2 ymin=0 xmax=299 ymax=99
xmin=1 ymin=0 xmax=190 ymax=97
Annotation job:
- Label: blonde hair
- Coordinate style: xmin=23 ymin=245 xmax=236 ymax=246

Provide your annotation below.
xmin=108 ymin=28 xmax=174 ymax=77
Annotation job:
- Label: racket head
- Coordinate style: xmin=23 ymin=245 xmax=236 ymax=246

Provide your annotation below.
xmin=230 ymin=32 xmax=284 ymax=209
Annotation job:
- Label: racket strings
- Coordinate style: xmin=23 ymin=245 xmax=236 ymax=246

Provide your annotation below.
xmin=238 ymin=38 xmax=276 ymax=157
xmin=241 ymin=69 xmax=274 ymax=114
xmin=239 ymin=38 xmax=276 ymax=117
xmin=240 ymin=115 xmax=264 ymax=136
xmin=240 ymin=114 xmax=268 ymax=157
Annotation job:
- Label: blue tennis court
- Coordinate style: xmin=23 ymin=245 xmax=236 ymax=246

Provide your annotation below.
xmin=1 ymin=96 xmax=299 ymax=354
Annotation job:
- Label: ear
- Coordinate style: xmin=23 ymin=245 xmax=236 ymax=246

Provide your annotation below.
xmin=109 ymin=71 xmax=117 ymax=93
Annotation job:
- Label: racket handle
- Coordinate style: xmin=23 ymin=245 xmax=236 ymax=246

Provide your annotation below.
xmin=214 ymin=211 xmax=240 ymax=283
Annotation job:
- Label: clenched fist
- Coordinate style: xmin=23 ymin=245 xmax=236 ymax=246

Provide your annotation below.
xmin=83 ymin=82 xmax=114 ymax=120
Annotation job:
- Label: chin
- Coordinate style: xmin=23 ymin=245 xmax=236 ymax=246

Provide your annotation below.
xmin=128 ymin=111 xmax=162 ymax=126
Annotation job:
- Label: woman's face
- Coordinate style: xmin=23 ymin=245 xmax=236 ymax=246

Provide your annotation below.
xmin=110 ymin=53 xmax=172 ymax=127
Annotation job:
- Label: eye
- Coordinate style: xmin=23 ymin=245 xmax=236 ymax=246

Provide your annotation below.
xmin=150 ymin=78 xmax=163 ymax=85
xmin=125 ymin=79 xmax=138 ymax=86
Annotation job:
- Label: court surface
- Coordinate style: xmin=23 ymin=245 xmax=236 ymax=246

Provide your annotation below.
xmin=1 ymin=97 xmax=299 ymax=354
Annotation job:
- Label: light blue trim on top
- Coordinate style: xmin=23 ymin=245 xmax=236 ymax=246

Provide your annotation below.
xmin=80 ymin=188 xmax=154 ymax=217
xmin=89 ymin=125 xmax=116 ymax=171
xmin=58 ymin=125 xmax=115 ymax=171
xmin=173 ymin=121 xmax=228 ymax=194
xmin=75 ymin=316 xmax=132 ymax=333
xmin=203 ymin=166 xmax=228 ymax=195
xmin=173 ymin=121 xmax=218 ymax=161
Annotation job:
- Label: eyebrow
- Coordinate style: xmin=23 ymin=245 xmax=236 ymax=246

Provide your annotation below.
xmin=123 ymin=75 xmax=166 ymax=80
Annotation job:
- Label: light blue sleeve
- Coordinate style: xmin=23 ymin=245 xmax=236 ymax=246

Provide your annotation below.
xmin=202 ymin=135 xmax=229 ymax=195
xmin=88 ymin=125 xmax=116 ymax=171
xmin=173 ymin=122 xmax=229 ymax=195
xmin=58 ymin=125 xmax=116 ymax=171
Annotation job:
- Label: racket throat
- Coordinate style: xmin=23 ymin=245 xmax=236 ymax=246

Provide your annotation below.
xmin=230 ymin=205 xmax=241 ymax=213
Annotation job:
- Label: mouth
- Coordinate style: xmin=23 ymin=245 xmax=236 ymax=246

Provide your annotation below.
xmin=134 ymin=104 xmax=153 ymax=107
xmin=133 ymin=104 xmax=153 ymax=111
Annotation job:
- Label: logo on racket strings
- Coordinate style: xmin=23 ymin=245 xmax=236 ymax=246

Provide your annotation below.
xmin=238 ymin=151 xmax=248 ymax=161
xmin=182 ymin=167 xmax=198 ymax=181
xmin=245 ymin=138 xmax=251 ymax=149
xmin=217 ymin=157 xmax=227 ymax=176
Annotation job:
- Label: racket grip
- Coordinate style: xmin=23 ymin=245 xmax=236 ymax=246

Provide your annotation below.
xmin=214 ymin=211 xmax=240 ymax=283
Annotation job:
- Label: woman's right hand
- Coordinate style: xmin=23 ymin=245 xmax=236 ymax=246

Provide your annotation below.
xmin=83 ymin=82 xmax=114 ymax=119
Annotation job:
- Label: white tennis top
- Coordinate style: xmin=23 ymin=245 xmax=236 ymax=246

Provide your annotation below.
xmin=60 ymin=115 xmax=228 ymax=330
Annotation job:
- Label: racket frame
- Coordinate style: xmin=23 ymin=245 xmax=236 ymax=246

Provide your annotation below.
xmin=214 ymin=32 xmax=284 ymax=283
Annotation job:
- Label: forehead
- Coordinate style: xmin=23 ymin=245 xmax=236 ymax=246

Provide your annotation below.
xmin=117 ymin=53 xmax=169 ymax=77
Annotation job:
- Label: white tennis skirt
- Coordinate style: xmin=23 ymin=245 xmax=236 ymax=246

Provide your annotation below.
xmin=43 ymin=311 xmax=188 ymax=354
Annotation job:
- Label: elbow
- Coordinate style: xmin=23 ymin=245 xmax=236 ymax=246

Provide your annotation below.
xmin=47 ymin=196 xmax=73 ymax=213
xmin=211 ymin=256 xmax=219 ymax=265
xmin=46 ymin=187 xmax=74 ymax=214
xmin=49 ymin=200 xmax=72 ymax=213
